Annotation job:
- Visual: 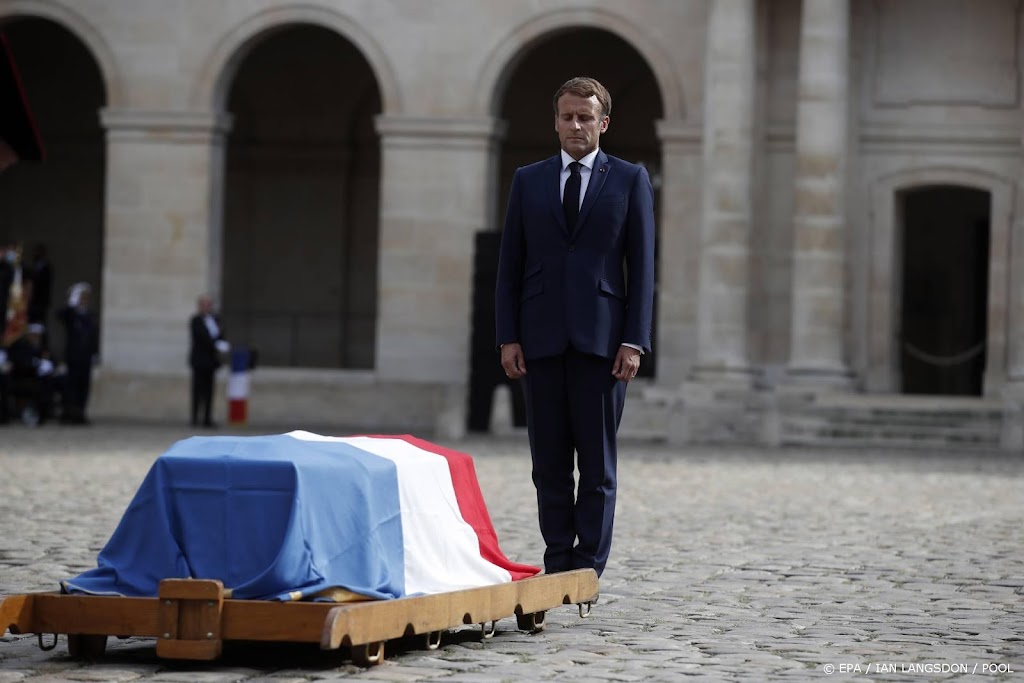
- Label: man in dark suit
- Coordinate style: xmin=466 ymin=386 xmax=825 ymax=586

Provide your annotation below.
xmin=57 ymin=283 xmax=98 ymax=425
xmin=495 ymin=76 xmax=656 ymax=578
xmin=189 ymin=294 xmax=228 ymax=427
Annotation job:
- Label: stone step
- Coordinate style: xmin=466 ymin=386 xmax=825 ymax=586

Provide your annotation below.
xmin=608 ymin=386 xmax=1008 ymax=449
xmin=781 ymin=431 xmax=1000 ymax=450
xmin=785 ymin=409 xmax=1002 ymax=422
xmin=782 ymin=414 xmax=1001 ymax=449
xmin=778 ymin=392 xmax=1004 ymax=449
xmin=786 ymin=413 xmax=1001 ymax=430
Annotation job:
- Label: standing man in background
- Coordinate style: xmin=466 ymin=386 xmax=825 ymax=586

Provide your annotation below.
xmin=495 ymin=76 xmax=656 ymax=578
xmin=189 ymin=294 xmax=229 ymax=428
xmin=58 ymin=282 xmax=98 ymax=425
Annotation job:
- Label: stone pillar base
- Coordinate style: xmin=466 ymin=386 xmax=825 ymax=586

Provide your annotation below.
xmin=784 ymin=365 xmax=856 ymax=391
xmin=689 ymin=365 xmax=757 ymax=386
xmin=999 ymin=382 xmax=1024 ymax=450
xmin=88 ymin=369 xmax=450 ymax=435
xmin=673 ymin=378 xmax=772 ymax=446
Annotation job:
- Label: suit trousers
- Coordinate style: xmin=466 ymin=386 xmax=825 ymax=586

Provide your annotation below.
xmin=191 ymin=367 xmax=215 ymax=425
xmin=521 ymin=346 xmax=627 ymax=576
xmin=63 ymin=362 xmax=92 ymax=420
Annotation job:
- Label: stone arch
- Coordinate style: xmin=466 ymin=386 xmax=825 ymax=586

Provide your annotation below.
xmin=191 ymin=3 xmax=401 ymax=112
xmin=0 ymin=0 xmax=123 ymax=104
xmin=867 ymin=166 xmax=1014 ymax=395
xmin=218 ymin=24 xmax=382 ymax=370
xmin=473 ymin=6 xmax=684 ymax=119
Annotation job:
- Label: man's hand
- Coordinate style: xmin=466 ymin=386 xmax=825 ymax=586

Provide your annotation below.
xmin=500 ymin=343 xmax=527 ymax=379
xmin=612 ymin=345 xmax=641 ymax=382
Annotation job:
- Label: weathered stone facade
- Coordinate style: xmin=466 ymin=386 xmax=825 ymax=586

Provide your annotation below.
xmin=1 ymin=0 xmax=1021 ymax=446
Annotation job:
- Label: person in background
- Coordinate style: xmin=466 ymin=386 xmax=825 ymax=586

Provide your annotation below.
xmin=0 ymin=243 xmax=14 ymax=425
xmin=189 ymin=294 xmax=229 ymax=428
xmin=0 ymin=31 xmax=45 ymax=424
xmin=7 ymin=321 xmax=54 ymax=425
xmin=0 ymin=242 xmax=14 ymax=338
xmin=58 ymin=282 xmax=98 ymax=425
xmin=0 ymin=337 xmax=9 ymax=425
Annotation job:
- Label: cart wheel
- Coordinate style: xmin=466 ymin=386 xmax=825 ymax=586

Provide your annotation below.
xmin=351 ymin=641 xmax=384 ymax=666
xmin=424 ymin=630 xmax=443 ymax=650
xmin=578 ymin=601 xmax=592 ymax=619
xmin=67 ymin=634 xmax=108 ymax=660
xmin=480 ymin=621 xmax=496 ymax=640
xmin=516 ymin=610 xmax=546 ymax=632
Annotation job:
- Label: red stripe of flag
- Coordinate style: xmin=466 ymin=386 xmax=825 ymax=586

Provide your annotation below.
xmin=363 ymin=435 xmax=541 ymax=581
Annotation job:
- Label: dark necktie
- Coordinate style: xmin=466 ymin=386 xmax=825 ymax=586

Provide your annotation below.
xmin=563 ymin=161 xmax=581 ymax=228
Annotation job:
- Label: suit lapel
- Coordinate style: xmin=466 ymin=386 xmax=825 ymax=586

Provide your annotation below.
xmin=572 ymin=150 xmax=610 ymax=240
xmin=544 ymin=156 xmax=570 ymax=235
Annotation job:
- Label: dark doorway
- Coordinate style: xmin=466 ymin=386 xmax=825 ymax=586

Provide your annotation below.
xmin=221 ymin=25 xmax=380 ymax=369
xmin=467 ymin=231 xmax=527 ymax=432
xmin=899 ymin=186 xmax=990 ymax=396
xmin=0 ymin=17 xmax=106 ymax=347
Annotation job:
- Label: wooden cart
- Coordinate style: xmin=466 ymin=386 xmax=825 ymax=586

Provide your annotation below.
xmin=1 ymin=568 xmax=598 ymax=666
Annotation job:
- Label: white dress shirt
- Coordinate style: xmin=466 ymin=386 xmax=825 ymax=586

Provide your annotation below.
xmin=203 ymin=314 xmax=219 ymax=340
xmin=559 ymin=148 xmax=600 ymax=209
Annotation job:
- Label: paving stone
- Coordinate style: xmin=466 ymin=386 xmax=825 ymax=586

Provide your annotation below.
xmin=2 ymin=426 xmax=1024 ymax=681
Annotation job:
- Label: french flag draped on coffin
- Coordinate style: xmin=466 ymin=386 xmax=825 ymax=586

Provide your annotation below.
xmin=63 ymin=432 xmax=540 ymax=601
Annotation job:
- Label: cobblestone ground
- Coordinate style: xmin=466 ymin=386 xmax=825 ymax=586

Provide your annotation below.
xmin=0 ymin=422 xmax=1021 ymax=682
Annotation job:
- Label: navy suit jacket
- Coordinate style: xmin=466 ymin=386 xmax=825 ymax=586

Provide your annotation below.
xmin=495 ymin=150 xmax=655 ymax=360
xmin=189 ymin=314 xmax=224 ymax=371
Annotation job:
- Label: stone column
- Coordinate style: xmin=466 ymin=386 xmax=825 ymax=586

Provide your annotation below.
xmin=692 ymin=0 xmax=757 ymax=383
xmin=1000 ymin=133 xmax=1024 ymax=449
xmin=374 ymin=116 xmax=506 ymax=436
xmin=786 ymin=0 xmax=852 ymax=384
xmin=1007 ymin=129 xmax=1024 ymax=386
xmin=654 ymin=120 xmax=702 ymax=386
xmin=99 ymin=108 xmax=232 ymax=373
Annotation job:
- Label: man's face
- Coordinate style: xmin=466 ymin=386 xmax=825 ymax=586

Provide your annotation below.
xmin=555 ymin=93 xmax=609 ymax=160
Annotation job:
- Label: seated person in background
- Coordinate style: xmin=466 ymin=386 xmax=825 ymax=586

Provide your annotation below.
xmin=6 ymin=322 xmax=54 ymax=425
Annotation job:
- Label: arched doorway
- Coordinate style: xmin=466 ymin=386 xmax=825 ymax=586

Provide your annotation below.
xmin=221 ymin=24 xmax=381 ymax=369
xmin=898 ymin=186 xmax=990 ymax=395
xmin=0 ymin=17 xmax=106 ymax=347
xmin=467 ymin=27 xmax=664 ymax=431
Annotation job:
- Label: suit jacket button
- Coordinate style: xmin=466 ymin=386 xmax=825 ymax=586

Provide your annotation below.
xmin=568 ymin=244 xmax=575 ymax=252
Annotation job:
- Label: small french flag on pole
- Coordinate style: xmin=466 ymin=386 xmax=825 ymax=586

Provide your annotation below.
xmin=227 ymin=346 xmax=251 ymax=424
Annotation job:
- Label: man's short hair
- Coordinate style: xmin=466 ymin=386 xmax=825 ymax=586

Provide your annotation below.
xmin=553 ymin=77 xmax=611 ymax=118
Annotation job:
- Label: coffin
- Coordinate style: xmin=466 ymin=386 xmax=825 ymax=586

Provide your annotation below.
xmin=63 ymin=432 xmax=539 ymax=601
